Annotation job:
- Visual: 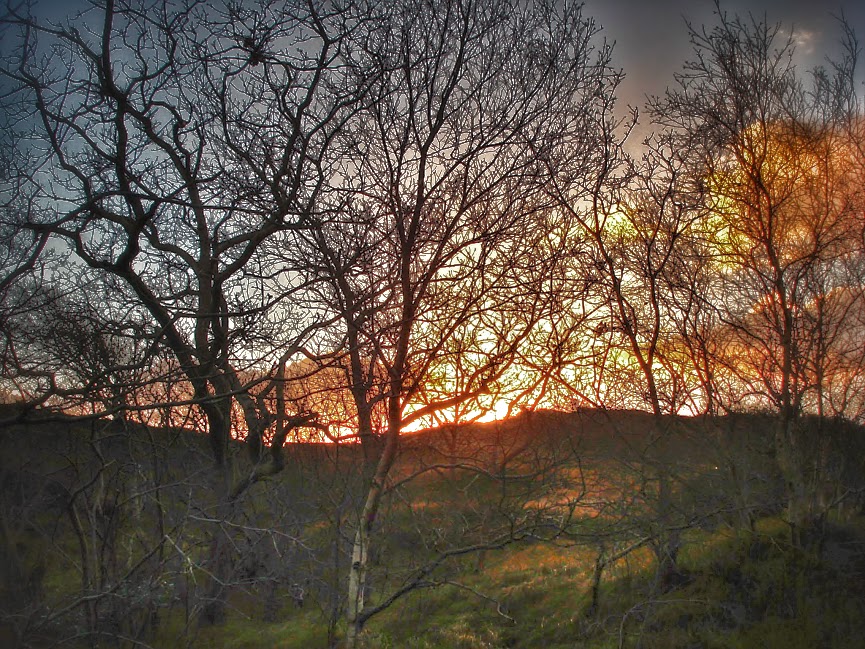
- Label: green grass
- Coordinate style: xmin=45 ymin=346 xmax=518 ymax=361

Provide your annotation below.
xmin=5 ymin=410 xmax=865 ymax=648
xmin=350 ymin=515 xmax=865 ymax=649
xmin=150 ymin=609 xmax=329 ymax=649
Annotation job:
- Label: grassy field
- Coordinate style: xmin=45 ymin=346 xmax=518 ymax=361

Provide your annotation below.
xmin=172 ymin=515 xmax=865 ymax=648
xmin=2 ymin=408 xmax=864 ymax=648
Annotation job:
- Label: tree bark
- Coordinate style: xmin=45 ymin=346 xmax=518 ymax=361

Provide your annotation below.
xmin=345 ymin=420 xmax=401 ymax=647
xmin=199 ymin=404 xmax=236 ymax=627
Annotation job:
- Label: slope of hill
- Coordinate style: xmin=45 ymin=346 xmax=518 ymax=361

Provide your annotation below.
xmin=2 ymin=407 xmax=864 ymax=648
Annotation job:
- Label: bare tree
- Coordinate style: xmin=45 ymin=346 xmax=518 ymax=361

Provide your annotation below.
xmin=650 ymin=5 xmax=864 ymax=546
xmin=0 ymin=0 xmax=372 ymax=624
xmin=545 ymin=122 xmax=718 ymax=586
xmin=274 ymin=0 xmax=624 ymax=643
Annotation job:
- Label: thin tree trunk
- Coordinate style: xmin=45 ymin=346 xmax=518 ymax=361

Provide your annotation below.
xmin=345 ymin=420 xmax=401 ymax=647
xmin=199 ymin=493 xmax=234 ymax=626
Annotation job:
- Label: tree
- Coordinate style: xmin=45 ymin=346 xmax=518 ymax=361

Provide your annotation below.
xmin=545 ymin=123 xmax=717 ymax=585
xmin=0 ymin=105 xmax=52 ymax=331
xmin=0 ymin=0 xmax=369 ymax=624
xmin=650 ymin=5 xmax=864 ymax=546
xmin=277 ymin=0 xmax=623 ymax=642
xmin=0 ymin=185 xmax=54 ymax=406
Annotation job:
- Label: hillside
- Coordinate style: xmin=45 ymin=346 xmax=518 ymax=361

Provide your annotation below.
xmin=1 ymin=407 xmax=864 ymax=648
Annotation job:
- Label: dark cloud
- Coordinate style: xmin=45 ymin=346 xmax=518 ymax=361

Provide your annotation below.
xmin=585 ymin=0 xmax=864 ymax=111
xmin=19 ymin=0 xmax=865 ymax=109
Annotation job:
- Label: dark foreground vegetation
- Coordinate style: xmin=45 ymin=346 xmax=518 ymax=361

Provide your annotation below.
xmin=1 ymin=0 xmax=864 ymax=646
xmin=2 ymin=407 xmax=864 ymax=648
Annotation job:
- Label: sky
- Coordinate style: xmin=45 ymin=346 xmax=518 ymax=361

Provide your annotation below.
xmin=583 ymin=0 xmax=865 ymax=112
xmin=25 ymin=0 xmax=865 ymax=101
xmin=19 ymin=0 xmax=865 ymax=141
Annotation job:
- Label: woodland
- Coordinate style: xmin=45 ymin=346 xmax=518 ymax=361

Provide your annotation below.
xmin=1 ymin=0 xmax=864 ymax=647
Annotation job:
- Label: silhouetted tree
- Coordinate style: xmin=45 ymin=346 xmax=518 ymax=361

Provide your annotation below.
xmin=277 ymin=0 xmax=624 ymax=642
xmin=650 ymin=5 xmax=864 ymax=546
xmin=0 ymin=0 xmax=371 ymax=625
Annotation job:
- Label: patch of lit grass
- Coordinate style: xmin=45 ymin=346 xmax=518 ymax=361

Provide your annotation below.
xmin=153 ymin=612 xmax=327 ymax=649
xmin=367 ymin=516 xmax=865 ymax=649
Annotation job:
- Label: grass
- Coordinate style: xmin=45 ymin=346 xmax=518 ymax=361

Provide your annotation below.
xmin=4 ymin=410 xmax=865 ymax=648
xmin=348 ymin=514 xmax=865 ymax=649
xmin=11 ymin=507 xmax=865 ymax=648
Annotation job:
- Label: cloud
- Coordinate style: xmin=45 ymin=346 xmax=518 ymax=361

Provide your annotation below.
xmin=778 ymin=27 xmax=818 ymax=55
xmin=792 ymin=28 xmax=817 ymax=54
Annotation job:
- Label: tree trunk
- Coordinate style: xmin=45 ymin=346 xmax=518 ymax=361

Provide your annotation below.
xmin=199 ymin=498 xmax=234 ymax=626
xmin=345 ymin=420 xmax=401 ymax=647
xmin=199 ymin=402 xmax=236 ymax=627
xmin=775 ymin=415 xmax=824 ymax=549
xmin=648 ymin=414 xmax=682 ymax=590
xmin=654 ymin=467 xmax=683 ymax=591
xmin=200 ymin=523 xmax=232 ymax=626
xmin=587 ymin=550 xmax=605 ymax=617
xmin=345 ymin=524 xmax=369 ymax=648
